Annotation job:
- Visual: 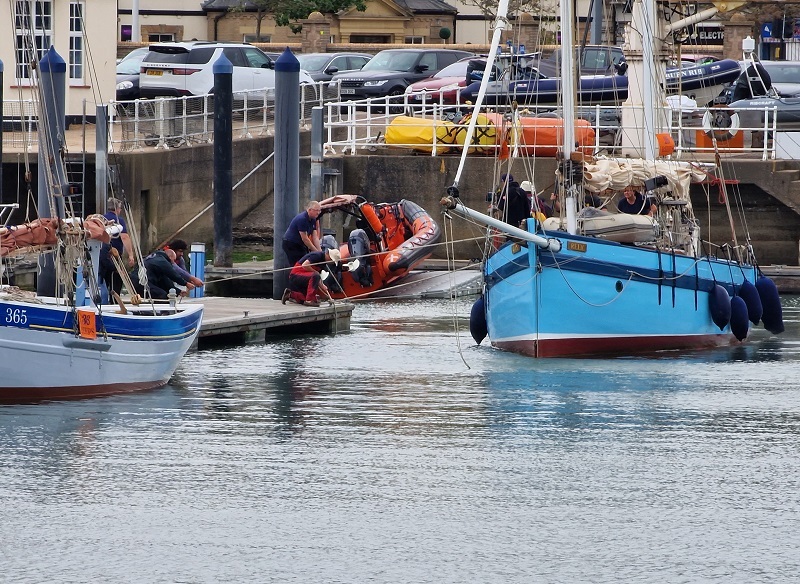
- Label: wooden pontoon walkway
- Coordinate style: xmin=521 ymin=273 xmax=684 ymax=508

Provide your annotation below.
xmin=180 ymin=296 xmax=353 ymax=348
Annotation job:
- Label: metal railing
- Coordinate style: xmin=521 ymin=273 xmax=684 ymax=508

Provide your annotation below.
xmin=322 ymin=92 xmax=781 ymax=161
xmin=108 ymin=80 xmax=341 ymax=151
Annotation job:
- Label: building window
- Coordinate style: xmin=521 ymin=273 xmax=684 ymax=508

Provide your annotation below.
xmin=148 ymin=33 xmax=175 ymax=43
xmin=350 ymin=34 xmax=390 ymax=44
xmin=14 ymin=0 xmax=53 ymax=85
xmin=243 ymin=34 xmax=271 ymax=43
xmin=69 ymin=2 xmax=85 ymax=84
xmin=405 ymin=36 xmax=425 ymax=44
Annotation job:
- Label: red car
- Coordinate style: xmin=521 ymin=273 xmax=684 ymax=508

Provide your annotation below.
xmin=404 ymin=57 xmax=478 ymax=105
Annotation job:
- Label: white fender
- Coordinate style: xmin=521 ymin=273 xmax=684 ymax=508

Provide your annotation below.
xmin=702 ymin=107 xmax=740 ymax=141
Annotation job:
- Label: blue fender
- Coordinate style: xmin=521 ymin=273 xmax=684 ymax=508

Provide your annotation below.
xmin=469 ymin=296 xmax=488 ymax=344
xmin=738 ymin=279 xmax=763 ymax=325
xmin=730 ymin=296 xmax=749 ymax=341
xmin=756 ymin=276 xmax=784 ymax=334
xmin=709 ymin=285 xmax=731 ymax=331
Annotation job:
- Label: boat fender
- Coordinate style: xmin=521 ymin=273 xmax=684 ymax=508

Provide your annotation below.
xmin=709 ymin=285 xmax=731 ymax=331
xmin=702 ymin=107 xmax=740 ymax=141
xmin=730 ymin=296 xmax=749 ymax=341
xmin=738 ymin=279 xmax=763 ymax=325
xmin=469 ymin=296 xmax=488 ymax=344
xmin=755 ymin=276 xmax=785 ymax=334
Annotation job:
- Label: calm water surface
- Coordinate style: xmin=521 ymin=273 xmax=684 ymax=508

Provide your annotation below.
xmin=2 ymin=296 xmax=800 ymax=583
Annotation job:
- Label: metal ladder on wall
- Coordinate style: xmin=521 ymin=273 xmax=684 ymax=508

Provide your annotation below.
xmin=64 ymin=155 xmax=85 ymax=218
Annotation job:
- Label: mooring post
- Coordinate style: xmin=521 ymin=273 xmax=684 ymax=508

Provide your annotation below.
xmin=310 ymin=106 xmax=324 ymax=201
xmin=273 ymin=48 xmax=301 ymax=300
xmin=37 ymin=47 xmax=69 ymax=297
xmin=190 ymin=242 xmax=206 ymax=298
xmin=213 ymin=53 xmax=233 ymax=267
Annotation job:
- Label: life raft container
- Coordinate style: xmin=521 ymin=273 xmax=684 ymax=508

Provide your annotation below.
xmin=385 ymin=115 xmax=458 ymax=153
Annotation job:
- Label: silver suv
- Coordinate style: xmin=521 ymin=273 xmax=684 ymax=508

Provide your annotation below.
xmin=139 ymin=41 xmax=314 ymax=99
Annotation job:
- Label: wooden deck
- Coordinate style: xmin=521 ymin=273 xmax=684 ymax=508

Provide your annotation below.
xmin=178 ymin=296 xmax=353 ymax=347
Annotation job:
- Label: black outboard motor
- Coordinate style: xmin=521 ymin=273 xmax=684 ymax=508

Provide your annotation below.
xmin=320 ymin=234 xmax=344 ymax=293
xmin=730 ymin=62 xmax=772 ymax=101
xmin=347 ymin=228 xmax=373 ymax=287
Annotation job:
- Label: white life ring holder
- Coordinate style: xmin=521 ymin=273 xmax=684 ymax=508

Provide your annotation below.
xmin=702 ymin=107 xmax=740 ymax=141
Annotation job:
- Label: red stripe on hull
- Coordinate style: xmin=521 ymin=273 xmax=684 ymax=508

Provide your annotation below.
xmin=496 ymin=333 xmax=734 ymax=358
xmin=0 ymin=380 xmax=169 ymax=404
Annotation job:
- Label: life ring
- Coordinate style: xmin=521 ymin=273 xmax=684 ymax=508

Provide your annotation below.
xmin=702 ymin=107 xmax=740 ymax=141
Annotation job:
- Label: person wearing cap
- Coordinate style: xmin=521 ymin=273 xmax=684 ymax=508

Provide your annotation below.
xmin=282 ymin=200 xmax=322 ymax=267
xmin=283 ymin=247 xmax=341 ymax=307
xmin=519 ymin=180 xmax=553 ymax=219
xmin=99 ymin=197 xmax=135 ymax=298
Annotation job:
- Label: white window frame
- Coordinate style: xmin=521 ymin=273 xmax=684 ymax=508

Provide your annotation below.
xmin=69 ymin=1 xmax=85 ymax=85
xmin=14 ymin=0 xmax=54 ymax=86
xmin=405 ymin=36 xmax=425 ymax=44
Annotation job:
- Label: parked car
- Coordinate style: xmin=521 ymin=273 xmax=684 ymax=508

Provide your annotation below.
xmin=333 ymin=48 xmax=473 ymax=104
xmin=298 ymin=52 xmax=372 ymax=82
xmin=116 ymin=46 xmax=150 ymax=101
xmin=405 ymin=56 xmax=476 ymax=105
xmin=139 ymin=41 xmax=315 ymax=100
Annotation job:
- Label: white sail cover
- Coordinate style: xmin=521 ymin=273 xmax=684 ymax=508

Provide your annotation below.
xmin=581 ymin=158 xmax=708 ymax=200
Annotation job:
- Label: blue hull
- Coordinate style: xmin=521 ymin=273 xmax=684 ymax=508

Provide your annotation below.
xmin=483 ymin=225 xmax=756 ymax=357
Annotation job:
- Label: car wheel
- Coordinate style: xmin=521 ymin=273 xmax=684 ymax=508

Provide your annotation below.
xmin=386 ymin=88 xmax=406 ymax=115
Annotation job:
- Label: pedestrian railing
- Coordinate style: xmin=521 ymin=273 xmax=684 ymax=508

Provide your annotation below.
xmin=108 ymin=81 xmax=341 ymax=151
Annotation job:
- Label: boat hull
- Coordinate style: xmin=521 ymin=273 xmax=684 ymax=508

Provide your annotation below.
xmin=482 ymin=225 xmax=756 ymax=358
xmin=0 ymin=301 xmax=203 ymax=402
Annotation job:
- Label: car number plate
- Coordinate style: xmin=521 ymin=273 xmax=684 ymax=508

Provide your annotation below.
xmin=340 ymin=88 xmax=355 ymax=95
xmin=146 ymin=69 xmax=164 ymax=76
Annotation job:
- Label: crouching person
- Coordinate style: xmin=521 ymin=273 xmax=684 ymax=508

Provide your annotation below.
xmin=138 ymin=248 xmax=195 ymax=299
xmin=283 ymin=248 xmax=341 ymax=307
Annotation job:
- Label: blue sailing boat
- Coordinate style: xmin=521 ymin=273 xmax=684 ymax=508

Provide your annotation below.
xmin=441 ymin=0 xmax=782 ymax=358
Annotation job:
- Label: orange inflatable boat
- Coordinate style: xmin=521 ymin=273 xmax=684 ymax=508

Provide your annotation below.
xmin=318 ymin=195 xmax=441 ymax=299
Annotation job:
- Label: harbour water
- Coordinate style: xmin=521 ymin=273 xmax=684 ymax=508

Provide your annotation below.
xmin=2 ymin=296 xmax=800 ymax=583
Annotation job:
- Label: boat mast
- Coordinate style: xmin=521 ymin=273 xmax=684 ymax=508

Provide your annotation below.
xmin=559 ymin=0 xmax=578 ymax=234
xmin=449 ymin=0 xmax=510 ymax=190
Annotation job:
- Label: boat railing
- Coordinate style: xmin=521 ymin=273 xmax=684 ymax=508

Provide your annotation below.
xmin=322 ymin=95 xmax=781 ymax=161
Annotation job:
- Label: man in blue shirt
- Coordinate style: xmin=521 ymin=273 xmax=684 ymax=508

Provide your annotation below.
xmin=282 ymin=201 xmax=322 ymax=266
xmin=617 ymin=186 xmax=656 ymax=216
xmin=282 ymin=248 xmax=341 ymax=306
xmin=99 ymin=197 xmax=135 ymax=297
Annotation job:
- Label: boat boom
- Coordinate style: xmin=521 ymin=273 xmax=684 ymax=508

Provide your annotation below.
xmin=440 ymin=196 xmax=562 ymax=252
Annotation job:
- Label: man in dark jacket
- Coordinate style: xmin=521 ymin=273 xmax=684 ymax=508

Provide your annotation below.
xmin=495 ymin=173 xmax=531 ymax=228
xmin=143 ymin=249 xmax=194 ymax=299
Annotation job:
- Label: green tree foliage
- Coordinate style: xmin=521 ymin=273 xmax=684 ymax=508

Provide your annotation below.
xmin=460 ymin=0 xmax=552 ymax=19
xmin=231 ymin=0 xmax=366 ymax=36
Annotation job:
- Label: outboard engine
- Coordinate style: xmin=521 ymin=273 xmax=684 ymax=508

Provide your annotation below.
xmin=321 ymin=234 xmax=338 ymax=252
xmin=347 ymin=229 xmax=373 ymax=287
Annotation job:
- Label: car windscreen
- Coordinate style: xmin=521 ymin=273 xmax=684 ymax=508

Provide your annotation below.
xmin=434 ymin=60 xmax=470 ymax=78
xmin=763 ymin=63 xmax=800 ymax=84
xmin=361 ymin=51 xmax=419 ymax=72
xmin=298 ymin=55 xmax=331 ymax=71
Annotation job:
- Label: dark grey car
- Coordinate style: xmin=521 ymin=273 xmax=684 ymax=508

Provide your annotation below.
xmin=332 ymin=49 xmax=473 ymax=103
xmin=298 ymin=52 xmax=372 ymax=82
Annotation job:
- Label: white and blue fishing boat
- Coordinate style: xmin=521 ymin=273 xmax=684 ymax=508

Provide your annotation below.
xmin=441 ymin=0 xmax=783 ymax=358
xmin=0 ymin=42 xmax=203 ymax=402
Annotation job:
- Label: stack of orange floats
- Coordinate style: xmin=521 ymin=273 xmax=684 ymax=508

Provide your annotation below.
xmin=385 ymin=112 xmax=596 ymax=157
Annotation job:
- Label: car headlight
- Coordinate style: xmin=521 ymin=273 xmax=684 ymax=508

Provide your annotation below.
xmin=439 ymin=83 xmax=460 ymax=92
xmin=116 ymin=80 xmax=134 ymax=90
xmin=363 ymin=80 xmax=388 ymax=87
